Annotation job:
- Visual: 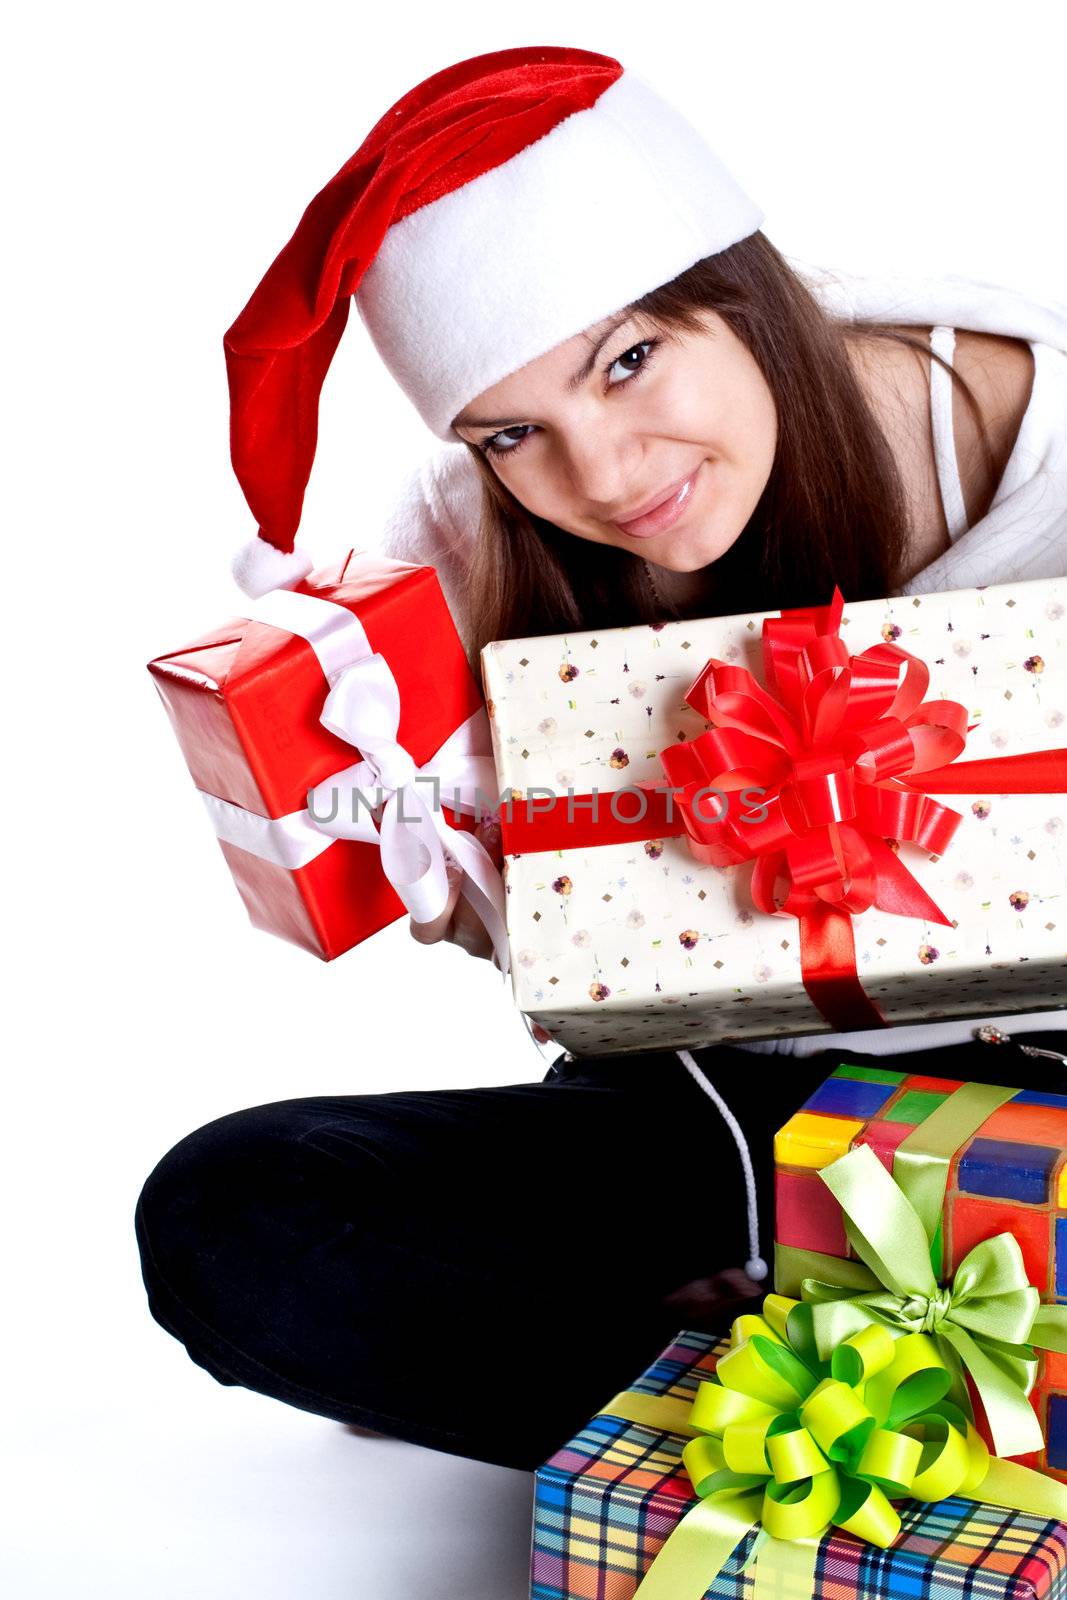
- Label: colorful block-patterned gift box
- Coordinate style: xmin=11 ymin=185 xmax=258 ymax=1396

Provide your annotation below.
xmin=531 ymin=1328 xmax=1067 ymax=1600
xmin=482 ymin=578 xmax=1066 ymax=1056
xmin=775 ymin=1063 xmax=1067 ymax=1484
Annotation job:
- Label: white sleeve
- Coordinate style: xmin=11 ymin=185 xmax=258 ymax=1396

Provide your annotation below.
xmin=376 ymin=442 xmax=483 ymax=643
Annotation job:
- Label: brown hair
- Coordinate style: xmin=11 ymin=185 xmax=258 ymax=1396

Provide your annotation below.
xmin=462 ymin=232 xmax=991 ymax=650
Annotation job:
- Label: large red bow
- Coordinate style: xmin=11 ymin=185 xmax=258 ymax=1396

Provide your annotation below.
xmin=659 ymin=590 xmax=1065 ymax=1031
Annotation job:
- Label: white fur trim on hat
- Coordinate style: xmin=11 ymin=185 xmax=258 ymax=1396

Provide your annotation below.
xmin=231 ymin=537 xmax=314 ymax=599
xmin=355 ymin=71 xmax=762 ymax=441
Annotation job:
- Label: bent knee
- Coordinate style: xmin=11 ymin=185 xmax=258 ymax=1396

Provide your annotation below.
xmin=134 ymin=1099 xmax=387 ymax=1326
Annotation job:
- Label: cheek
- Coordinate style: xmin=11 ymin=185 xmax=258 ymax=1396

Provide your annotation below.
xmin=636 ymin=381 xmax=719 ymax=453
xmin=495 ymin=449 xmax=576 ymax=517
xmin=725 ymin=369 xmax=777 ymax=463
xmin=666 ymin=356 xmax=776 ymax=463
xmin=495 ymin=457 xmax=557 ymax=516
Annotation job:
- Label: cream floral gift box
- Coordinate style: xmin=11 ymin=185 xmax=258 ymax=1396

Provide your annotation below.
xmin=480 ymin=579 xmax=1067 ymax=1056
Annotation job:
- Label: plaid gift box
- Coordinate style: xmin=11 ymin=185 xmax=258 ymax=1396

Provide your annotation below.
xmin=775 ymin=1065 xmax=1067 ymax=1484
xmin=531 ymin=1329 xmax=1067 ymax=1600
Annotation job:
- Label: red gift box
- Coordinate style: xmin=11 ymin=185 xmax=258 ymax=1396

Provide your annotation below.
xmin=147 ymin=552 xmax=490 ymax=959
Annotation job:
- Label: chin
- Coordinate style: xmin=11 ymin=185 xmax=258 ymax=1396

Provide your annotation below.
xmin=649 ymin=550 xmax=712 ymax=574
xmin=648 ymin=532 xmax=742 ymax=572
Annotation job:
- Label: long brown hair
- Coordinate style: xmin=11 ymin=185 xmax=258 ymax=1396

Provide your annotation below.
xmin=463 ymin=232 xmax=991 ymax=649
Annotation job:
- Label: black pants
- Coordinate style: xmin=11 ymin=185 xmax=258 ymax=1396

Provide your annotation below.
xmin=134 ymin=1032 xmax=1067 ymax=1471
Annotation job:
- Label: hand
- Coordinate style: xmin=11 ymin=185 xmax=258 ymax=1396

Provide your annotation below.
xmin=407 ymin=824 xmax=555 ymax=1049
xmin=658 ymin=1267 xmax=767 ymax=1332
xmin=408 ymin=813 xmax=503 ymax=963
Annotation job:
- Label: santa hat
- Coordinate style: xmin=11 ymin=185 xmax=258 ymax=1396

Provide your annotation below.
xmin=226 ymin=45 xmax=763 ymax=597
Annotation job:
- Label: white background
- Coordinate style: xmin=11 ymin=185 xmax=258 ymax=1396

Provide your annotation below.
xmin=5 ymin=2 xmax=1065 ymax=1595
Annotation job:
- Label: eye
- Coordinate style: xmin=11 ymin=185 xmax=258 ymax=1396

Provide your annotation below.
xmin=480 ymin=425 xmax=535 ymax=459
xmin=606 ymin=339 xmax=658 ymax=385
xmin=476 ymin=336 xmax=660 ymax=459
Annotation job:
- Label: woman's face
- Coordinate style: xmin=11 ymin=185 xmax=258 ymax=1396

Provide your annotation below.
xmin=451 ymin=307 xmax=778 ymax=571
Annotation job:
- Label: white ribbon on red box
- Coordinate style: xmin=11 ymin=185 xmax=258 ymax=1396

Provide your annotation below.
xmin=197 ymin=587 xmax=509 ymax=970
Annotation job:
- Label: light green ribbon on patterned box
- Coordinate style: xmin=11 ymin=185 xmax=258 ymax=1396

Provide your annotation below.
xmin=776 ymin=1080 xmax=1067 ymax=1461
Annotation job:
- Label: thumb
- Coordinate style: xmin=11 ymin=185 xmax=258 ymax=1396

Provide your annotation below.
xmin=716 ymin=1266 xmax=767 ymax=1299
xmin=409 ymin=861 xmax=463 ymax=945
xmin=659 ymin=1268 xmax=766 ymax=1330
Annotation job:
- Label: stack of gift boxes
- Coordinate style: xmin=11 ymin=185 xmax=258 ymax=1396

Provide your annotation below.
xmin=530 ymin=1063 xmax=1067 ymax=1600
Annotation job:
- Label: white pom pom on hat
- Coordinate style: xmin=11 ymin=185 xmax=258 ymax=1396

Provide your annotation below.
xmin=224 ymin=45 xmax=762 ymax=597
xmin=230 ymin=539 xmax=314 ymax=600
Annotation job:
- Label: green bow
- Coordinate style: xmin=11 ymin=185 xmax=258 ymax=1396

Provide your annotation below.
xmin=607 ymin=1290 xmax=1067 ymax=1600
xmin=682 ymin=1301 xmax=990 ymax=1548
xmin=798 ymin=1142 xmax=1067 ymax=1459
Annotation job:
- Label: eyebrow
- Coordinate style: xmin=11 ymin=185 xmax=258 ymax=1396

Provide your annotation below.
xmin=452 ymin=311 xmax=636 ymax=432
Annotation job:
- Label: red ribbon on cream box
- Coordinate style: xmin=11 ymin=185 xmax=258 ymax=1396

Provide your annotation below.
xmin=657 ymin=588 xmax=1066 ymax=1029
xmin=149 ymin=552 xmax=506 ymax=963
xmin=483 ymin=579 xmax=1067 ymax=1055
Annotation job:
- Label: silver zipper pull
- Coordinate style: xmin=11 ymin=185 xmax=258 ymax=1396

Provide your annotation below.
xmin=974 ymin=1024 xmax=1067 ymax=1065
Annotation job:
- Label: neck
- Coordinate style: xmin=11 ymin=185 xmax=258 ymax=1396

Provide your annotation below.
xmin=643 ymin=559 xmax=708 ymax=616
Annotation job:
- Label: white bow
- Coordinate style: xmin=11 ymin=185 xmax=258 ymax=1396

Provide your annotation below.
xmin=308 ymin=653 xmax=508 ymax=966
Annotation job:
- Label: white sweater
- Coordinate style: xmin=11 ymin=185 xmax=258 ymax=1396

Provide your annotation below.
xmin=377 ymin=265 xmax=1067 ymax=1055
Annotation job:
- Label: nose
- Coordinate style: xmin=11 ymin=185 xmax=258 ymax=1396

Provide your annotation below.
xmin=558 ymin=415 xmax=641 ymax=513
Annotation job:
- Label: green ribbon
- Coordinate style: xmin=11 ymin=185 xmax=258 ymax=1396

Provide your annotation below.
xmin=886 ymin=1082 xmax=1015 ymax=1247
xmin=781 ymin=1078 xmax=1067 ymax=1460
xmin=798 ymin=1142 xmax=1067 ymax=1458
xmin=602 ymin=1292 xmax=1067 ymax=1600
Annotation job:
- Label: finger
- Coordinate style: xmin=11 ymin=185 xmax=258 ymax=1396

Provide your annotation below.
xmin=716 ymin=1267 xmax=767 ymax=1298
xmin=659 ymin=1270 xmax=766 ymax=1329
xmin=474 ymin=811 xmax=504 ymax=865
xmin=408 ymin=864 xmax=463 ymax=945
xmin=447 ymin=893 xmax=496 ymax=961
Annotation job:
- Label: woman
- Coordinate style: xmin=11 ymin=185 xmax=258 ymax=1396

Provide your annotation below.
xmin=136 ymin=46 xmax=1067 ymax=1474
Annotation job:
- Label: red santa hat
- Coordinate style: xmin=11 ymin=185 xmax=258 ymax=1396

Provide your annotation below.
xmin=226 ymin=45 xmax=763 ymax=597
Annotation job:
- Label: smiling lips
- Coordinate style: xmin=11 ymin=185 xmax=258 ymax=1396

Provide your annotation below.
xmin=612 ymin=468 xmax=700 ymax=538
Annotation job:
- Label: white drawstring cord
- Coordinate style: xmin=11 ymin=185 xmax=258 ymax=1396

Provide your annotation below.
xmin=677 ymin=1049 xmax=769 ymax=1283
